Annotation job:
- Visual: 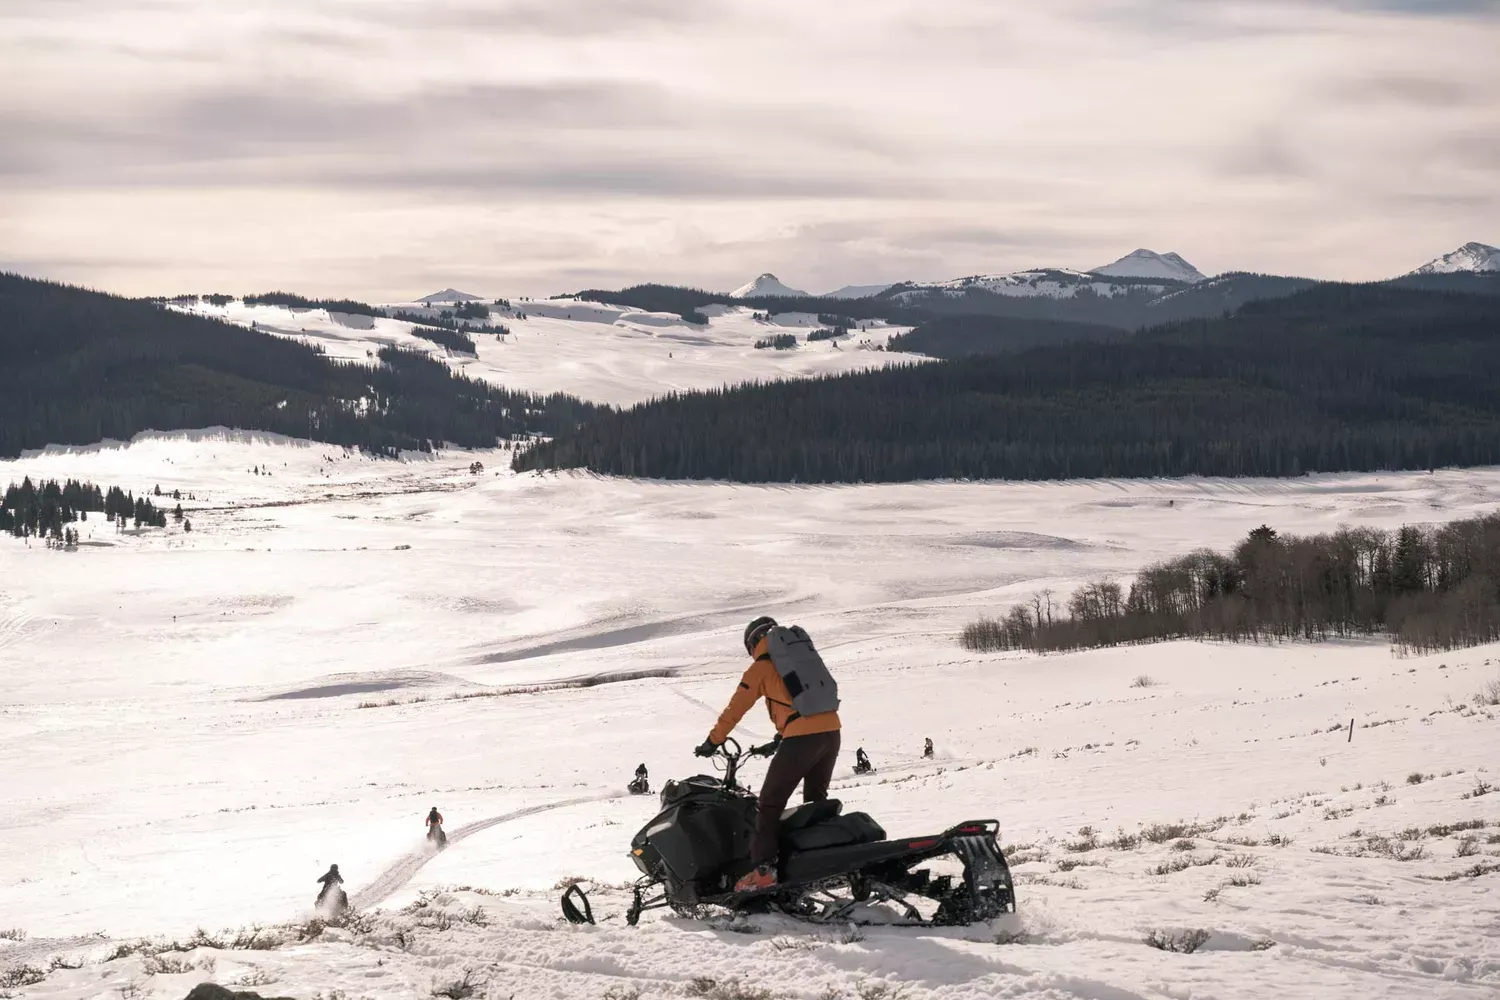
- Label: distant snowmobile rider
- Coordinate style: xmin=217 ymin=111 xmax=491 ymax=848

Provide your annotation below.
xmin=426 ymin=807 xmax=443 ymax=830
xmin=696 ymin=616 xmax=841 ymax=893
xmin=316 ymin=864 xmax=343 ymax=903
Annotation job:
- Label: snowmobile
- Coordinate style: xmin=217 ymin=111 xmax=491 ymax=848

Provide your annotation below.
xmin=315 ymin=882 xmax=349 ymax=918
xmin=628 ymin=774 xmax=652 ymax=796
xmin=853 ymin=748 xmax=875 ymax=775
xmin=561 ymin=737 xmax=1014 ymax=928
xmin=427 ymin=824 xmax=448 ymax=849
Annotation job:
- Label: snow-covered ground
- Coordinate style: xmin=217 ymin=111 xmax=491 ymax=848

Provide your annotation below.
xmin=4 ymin=432 xmax=1499 ymax=999
xmin=172 ymin=298 xmax=913 ymax=408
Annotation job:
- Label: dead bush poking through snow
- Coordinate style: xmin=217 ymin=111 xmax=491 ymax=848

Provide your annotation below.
xmin=229 ymin=925 xmax=285 ymax=950
xmin=233 ymin=967 xmax=279 ymax=988
xmin=1144 ymin=928 xmax=1211 ymax=954
xmin=431 ymin=967 xmax=488 ymax=999
xmin=1131 ymin=674 xmax=1157 ymax=688
xmin=686 ymin=978 xmax=781 ymax=1000
xmin=1227 ymin=872 xmax=1262 ymax=888
xmin=141 ymin=953 xmax=213 ymax=976
xmin=0 ymin=929 xmax=25 ymax=942
xmin=1457 ymin=836 xmax=1481 ymax=857
xmin=1407 ymin=772 xmax=1427 ymax=785
xmin=602 ymin=987 xmax=643 ymax=1000
xmin=1462 ymin=777 xmax=1493 ymax=799
xmin=1150 ymin=853 xmax=1221 ymax=876
xmin=855 ymin=981 xmax=912 ymax=1000
xmin=0 ymin=965 xmax=47 ymax=989
xmin=1474 ymin=677 xmax=1500 ymax=707
xmin=1224 ymin=853 xmax=1258 ymax=869
xmin=1065 ymin=828 xmax=1100 ymax=852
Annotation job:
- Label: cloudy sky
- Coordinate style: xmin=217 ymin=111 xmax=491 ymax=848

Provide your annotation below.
xmin=1 ymin=0 xmax=1497 ymax=299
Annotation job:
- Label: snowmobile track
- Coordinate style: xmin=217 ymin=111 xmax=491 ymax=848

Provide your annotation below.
xmin=350 ymin=792 xmax=619 ymax=911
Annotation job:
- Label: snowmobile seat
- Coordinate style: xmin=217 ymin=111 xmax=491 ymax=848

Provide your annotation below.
xmin=780 ymin=811 xmax=886 ymax=853
xmin=780 ymin=799 xmax=842 ymax=831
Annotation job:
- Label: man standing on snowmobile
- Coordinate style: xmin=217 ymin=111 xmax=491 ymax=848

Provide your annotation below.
xmin=315 ymin=864 xmax=343 ymax=905
xmin=696 ymin=615 xmax=841 ymax=893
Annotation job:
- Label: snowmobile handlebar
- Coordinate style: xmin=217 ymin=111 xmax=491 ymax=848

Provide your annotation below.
xmin=712 ymin=736 xmax=777 ymax=789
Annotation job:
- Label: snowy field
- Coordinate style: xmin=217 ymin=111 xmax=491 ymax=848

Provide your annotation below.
xmin=172 ymin=298 xmax=915 ymax=407
xmin=3 ymin=433 xmax=1500 ymax=999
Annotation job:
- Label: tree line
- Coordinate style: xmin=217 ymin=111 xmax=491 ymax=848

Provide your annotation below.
xmin=0 ymin=273 xmax=598 ymax=459
xmin=887 ymin=314 xmax=1125 ymax=357
xmin=243 ymin=292 xmax=386 ymax=317
xmin=512 ymin=284 xmax=1500 ymax=483
xmin=1 ymin=476 xmax=172 ymax=539
xmin=963 ymin=513 xmax=1500 ymax=657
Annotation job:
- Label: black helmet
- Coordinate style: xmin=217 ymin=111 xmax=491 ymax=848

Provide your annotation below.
xmin=743 ymin=616 xmax=777 ymax=655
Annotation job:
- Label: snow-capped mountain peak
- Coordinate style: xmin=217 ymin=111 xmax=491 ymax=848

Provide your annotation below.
xmin=417 ymin=288 xmax=484 ymax=303
xmin=1091 ymin=249 xmax=1207 ymax=284
xmin=729 ymin=273 xmax=809 ymax=299
xmin=1412 ymin=242 xmax=1500 ymax=276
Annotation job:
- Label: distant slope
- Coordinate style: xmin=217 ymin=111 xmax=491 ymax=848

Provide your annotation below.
xmin=822 ymin=282 xmax=895 ymax=299
xmin=1411 ymin=242 xmax=1500 ymax=275
xmin=1092 ymin=249 xmax=1207 ymax=283
xmin=418 ymin=288 xmax=485 ymax=303
xmin=888 ymin=314 xmax=1126 ymax=358
xmin=730 ymin=273 xmax=808 ymax=298
xmin=515 ymin=284 xmax=1500 ymax=483
xmin=1389 ymin=271 xmax=1500 ymax=296
xmin=0 ymin=273 xmax=595 ymax=458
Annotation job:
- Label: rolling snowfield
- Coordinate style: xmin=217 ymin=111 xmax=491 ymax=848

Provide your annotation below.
xmin=171 ymin=298 xmax=913 ymax=408
xmin=3 ymin=433 xmax=1499 ymax=1000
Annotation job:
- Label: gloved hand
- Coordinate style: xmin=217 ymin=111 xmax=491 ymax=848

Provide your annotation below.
xmin=694 ymin=737 xmax=720 ymax=758
xmin=750 ymin=736 xmax=782 ymax=757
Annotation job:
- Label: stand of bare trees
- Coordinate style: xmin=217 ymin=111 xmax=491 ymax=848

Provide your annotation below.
xmin=964 ymin=515 xmax=1500 ymax=656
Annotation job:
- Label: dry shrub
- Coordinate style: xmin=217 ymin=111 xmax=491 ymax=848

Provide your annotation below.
xmin=1144 ymin=928 xmax=1210 ymax=954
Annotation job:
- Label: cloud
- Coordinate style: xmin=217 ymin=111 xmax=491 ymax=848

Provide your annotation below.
xmin=369 ymin=0 xmax=726 ymax=35
xmin=0 ymin=0 xmax=1497 ymax=296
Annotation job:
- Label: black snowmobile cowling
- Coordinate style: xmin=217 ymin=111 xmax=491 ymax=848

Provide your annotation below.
xmin=565 ymin=738 xmax=1016 ymax=927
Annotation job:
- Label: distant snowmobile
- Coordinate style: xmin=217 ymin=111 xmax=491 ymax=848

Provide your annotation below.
xmin=923 ymin=738 xmax=934 ymax=759
xmin=315 ymin=864 xmax=348 ymax=917
xmin=426 ymin=807 xmax=448 ymax=849
xmin=854 ymin=747 xmax=875 ymax=775
xmin=628 ymin=763 xmax=651 ymax=796
xmin=561 ymin=737 xmax=1014 ymax=928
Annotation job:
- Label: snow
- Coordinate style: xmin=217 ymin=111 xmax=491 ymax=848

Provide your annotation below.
xmin=729 ymin=273 xmax=810 ymax=298
xmin=415 ymin=288 xmax=485 ymax=304
xmin=1091 ymin=249 xmax=1207 ymax=284
xmin=170 ymin=298 xmax=916 ymax=408
xmin=821 ymin=283 xmax=895 ymax=299
xmin=5 ymin=436 xmax=1500 ymax=999
xmin=1411 ymin=242 xmax=1500 ymax=276
xmin=898 ymin=268 xmax=1166 ymax=301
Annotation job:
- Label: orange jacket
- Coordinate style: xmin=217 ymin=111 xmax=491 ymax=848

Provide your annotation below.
xmin=709 ymin=636 xmax=841 ymax=744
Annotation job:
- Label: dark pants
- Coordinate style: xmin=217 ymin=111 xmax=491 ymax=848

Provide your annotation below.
xmin=751 ymin=730 xmax=842 ymax=865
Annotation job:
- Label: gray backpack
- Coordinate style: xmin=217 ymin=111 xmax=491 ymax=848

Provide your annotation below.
xmin=763 ymin=625 xmax=839 ymax=717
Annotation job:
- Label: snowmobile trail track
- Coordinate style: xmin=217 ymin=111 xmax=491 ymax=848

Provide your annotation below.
xmin=350 ymin=793 xmax=619 ymax=911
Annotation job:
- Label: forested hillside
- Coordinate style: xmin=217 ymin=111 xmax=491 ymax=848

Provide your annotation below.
xmin=0 ymin=273 xmax=595 ymax=457
xmin=513 ymin=284 xmax=1500 ymax=483
xmin=887 ymin=315 xmax=1125 ymax=357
